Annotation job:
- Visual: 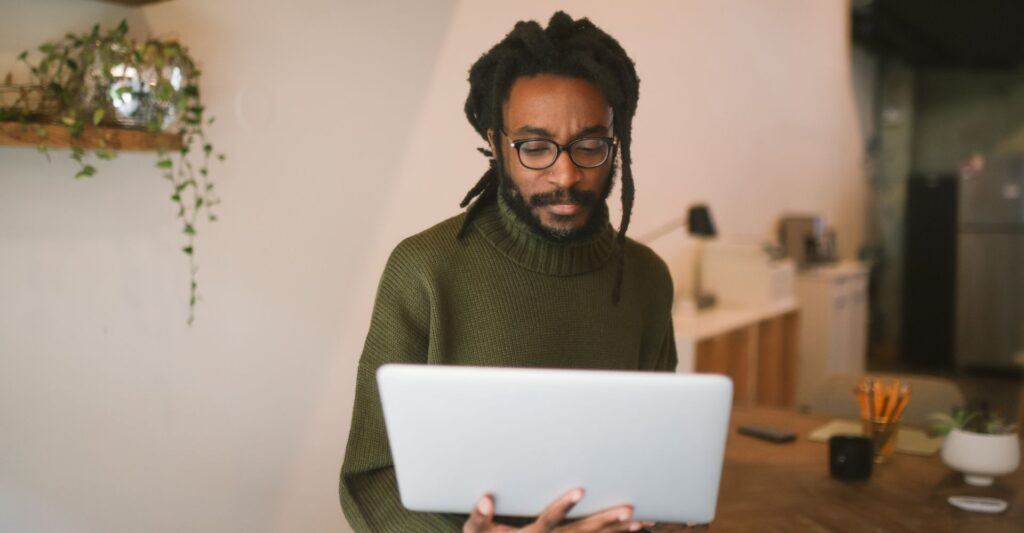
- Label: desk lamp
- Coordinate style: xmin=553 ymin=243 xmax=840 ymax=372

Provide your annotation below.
xmin=686 ymin=204 xmax=717 ymax=309
xmin=638 ymin=204 xmax=718 ymax=310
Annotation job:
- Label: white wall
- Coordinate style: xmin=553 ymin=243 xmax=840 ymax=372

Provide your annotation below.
xmin=0 ymin=1 xmax=865 ymax=532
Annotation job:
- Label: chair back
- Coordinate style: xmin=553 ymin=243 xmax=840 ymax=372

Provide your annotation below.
xmin=809 ymin=373 xmax=965 ymax=428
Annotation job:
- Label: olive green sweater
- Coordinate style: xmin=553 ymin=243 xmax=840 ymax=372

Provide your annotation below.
xmin=339 ymin=196 xmax=677 ymax=532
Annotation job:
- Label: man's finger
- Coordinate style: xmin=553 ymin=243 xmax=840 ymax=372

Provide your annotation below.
xmin=572 ymin=505 xmax=640 ymax=533
xmin=532 ymin=488 xmax=585 ymax=531
xmin=463 ymin=494 xmax=494 ymax=533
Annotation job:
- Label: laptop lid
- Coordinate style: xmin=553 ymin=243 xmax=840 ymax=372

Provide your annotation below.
xmin=376 ymin=364 xmax=733 ymax=523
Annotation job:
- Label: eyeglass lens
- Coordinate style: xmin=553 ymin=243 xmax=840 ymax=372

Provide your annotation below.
xmin=517 ymin=138 xmax=610 ymax=169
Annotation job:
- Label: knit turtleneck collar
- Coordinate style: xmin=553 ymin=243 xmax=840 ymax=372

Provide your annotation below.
xmin=472 ymin=193 xmax=617 ymax=276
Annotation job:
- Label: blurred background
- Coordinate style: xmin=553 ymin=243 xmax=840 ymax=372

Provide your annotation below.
xmin=0 ymin=0 xmax=1020 ymax=531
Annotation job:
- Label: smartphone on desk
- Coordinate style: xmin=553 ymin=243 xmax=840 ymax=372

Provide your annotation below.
xmin=737 ymin=424 xmax=797 ymax=443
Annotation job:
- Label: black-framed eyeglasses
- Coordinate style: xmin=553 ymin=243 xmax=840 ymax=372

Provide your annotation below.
xmin=501 ymin=130 xmax=616 ymax=170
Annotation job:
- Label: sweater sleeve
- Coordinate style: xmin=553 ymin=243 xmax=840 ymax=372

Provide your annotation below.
xmin=339 ymin=244 xmax=466 ymax=532
xmin=641 ymin=249 xmax=678 ymax=374
xmin=653 ymin=319 xmax=678 ymax=373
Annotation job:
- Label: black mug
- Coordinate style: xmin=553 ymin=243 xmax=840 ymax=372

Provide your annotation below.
xmin=829 ymin=435 xmax=873 ymax=480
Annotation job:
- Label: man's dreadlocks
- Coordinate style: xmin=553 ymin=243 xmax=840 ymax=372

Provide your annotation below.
xmin=458 ymin=11 xmax=641 ymax=304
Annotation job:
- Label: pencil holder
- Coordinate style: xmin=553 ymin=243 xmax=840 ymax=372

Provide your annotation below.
xmin=863 ymin=418 xmax=900 ymax=463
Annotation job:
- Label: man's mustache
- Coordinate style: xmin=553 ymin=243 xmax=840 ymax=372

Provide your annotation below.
xmin=529 ymin=188 xmax=599 ymax=208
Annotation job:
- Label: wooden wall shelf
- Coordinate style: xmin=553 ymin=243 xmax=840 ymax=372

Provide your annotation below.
xmin=0 ymin=121 xmax=182 ymax=152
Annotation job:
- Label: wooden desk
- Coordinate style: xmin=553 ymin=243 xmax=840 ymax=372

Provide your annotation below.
xmin=715 ymin=407 xmax=1023 ymax=532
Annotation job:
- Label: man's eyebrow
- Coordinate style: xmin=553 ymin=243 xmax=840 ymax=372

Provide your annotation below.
xmin=511 ymin=124 xmax=612 ymax=138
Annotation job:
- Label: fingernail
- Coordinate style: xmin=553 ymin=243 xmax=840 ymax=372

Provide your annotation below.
xmin=629 ymin=523 xmax=643 ymax=532
xmin=571 ymin=489 xmax=584 ymax=503
xmin=619 ymin=512 xmax=632 ymax=522
xmin=477 ymin=498 xmax=489 ymax=516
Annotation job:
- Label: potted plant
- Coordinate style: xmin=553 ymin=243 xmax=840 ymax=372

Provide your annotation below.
xmin=929 ymin=407 xmax=1020 ymax=486
xmin=2 ymin=20 xmax=222 ymax=324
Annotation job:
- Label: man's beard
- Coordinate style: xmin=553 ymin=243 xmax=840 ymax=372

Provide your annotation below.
xmin=498 ymin=162 xmax=617 ymax=243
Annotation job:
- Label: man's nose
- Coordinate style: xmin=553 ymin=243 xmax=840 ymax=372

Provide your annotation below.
xmin=546 ymin=149 xmax=583 ymax=189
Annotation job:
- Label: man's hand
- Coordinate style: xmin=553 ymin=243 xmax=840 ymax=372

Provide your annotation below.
xmin=463 ymin=488 xmax=654 ymax=533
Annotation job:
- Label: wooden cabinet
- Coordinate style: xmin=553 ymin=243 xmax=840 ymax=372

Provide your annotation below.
xmin=793 ymin=262 xmax=870 ymax=409
xmin=675 ymin=301 xmax=800 ymax=408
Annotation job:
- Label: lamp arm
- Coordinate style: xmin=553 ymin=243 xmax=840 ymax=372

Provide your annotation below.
xmin=637 ymin=214 xmax=689 ymax=244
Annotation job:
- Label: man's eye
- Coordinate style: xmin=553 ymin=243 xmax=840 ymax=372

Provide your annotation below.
xmin=573 ymin=141 xmax=605 ymax=155
xmin=521 ymin=143 xmax=554 ymax=155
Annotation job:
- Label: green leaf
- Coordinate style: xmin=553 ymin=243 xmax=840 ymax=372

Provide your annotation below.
xmin=65 ymin=58 xmax=78 ymax=71
xmin=116 ymin=86 xmax=133 ymax=96
xmin=96 ymin=149 xmax=117 ymax=161
xmin=208 ymin=214 xmax=218 ymax=222
xmin=92 ymin=108 xmax=105 ymax=126
xmin=202 ymin=143 xmax=213 ymax=155
xmin=217 ymin=154 xmax=226 ymax=161
xmin=156 ymin=159 xmax=173 ymax=169
xmin=75 ymin=165 xmax=96 ymax=178
xmin=117 ymin=19 xmax=129 ymax=36
xmin=183 ymin=224 xmax=195 ymax=235
xmin=195 ymin=197 xmax=204 ymax=209
xmin=156 ymin=80 xmax=174 ymax=100
xmin=35 ymin=128 xmax=47 ymax=138
xmin=182 ymin=246 xmax=193 ymax=255
xmin=17 ymin=51 xmax=27 ymax=61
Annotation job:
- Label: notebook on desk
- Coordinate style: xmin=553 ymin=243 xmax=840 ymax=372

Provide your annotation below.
xmin=808 ymin=419 xmax=944 ymax=455
xmin=376 ymin=364 xmax=734 ymax=524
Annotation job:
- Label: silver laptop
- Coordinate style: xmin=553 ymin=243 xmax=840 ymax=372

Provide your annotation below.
xmin=377 ymin=364 xmax=733 ymax=524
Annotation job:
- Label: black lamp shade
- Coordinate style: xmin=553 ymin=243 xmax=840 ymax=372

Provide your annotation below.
xmin=687 ymin=204 xmax=717 ymax=237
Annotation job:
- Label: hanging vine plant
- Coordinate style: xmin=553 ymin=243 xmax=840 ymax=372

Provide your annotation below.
xmin=1 ymin=20 xmax=223 ymax=325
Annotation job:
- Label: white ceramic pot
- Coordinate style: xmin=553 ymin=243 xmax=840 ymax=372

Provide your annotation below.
xmin=940 ymin=429 xmax=1020 ymax=486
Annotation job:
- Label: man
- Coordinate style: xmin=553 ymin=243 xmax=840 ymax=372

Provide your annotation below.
xmin=340 ymin=12 xmax=692 ymax=533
